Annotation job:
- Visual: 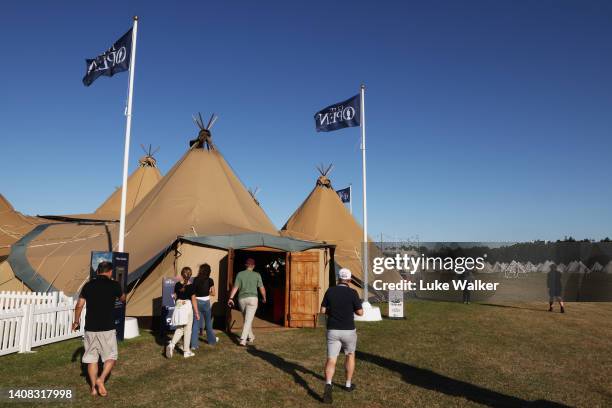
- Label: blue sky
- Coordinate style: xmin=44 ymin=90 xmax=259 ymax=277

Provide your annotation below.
xmin=1 ymin=1 xmax=611 ymax=242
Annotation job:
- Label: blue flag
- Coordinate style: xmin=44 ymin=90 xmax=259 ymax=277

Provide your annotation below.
xmin=83 ymin=28 xmax=132 ymax=87
xmin=336 ymin=187 xmax=351 ymax=203
xmin=314 ymin=94 xmax=360 ymax=132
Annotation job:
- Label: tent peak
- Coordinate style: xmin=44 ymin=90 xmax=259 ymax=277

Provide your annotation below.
xmin=139 ymin=144 xmax=159 ymax=167
xmin=189 ymin=112 xmax=218 ymax=150
xmin=316 ymin=163 xmax=334 ymax=188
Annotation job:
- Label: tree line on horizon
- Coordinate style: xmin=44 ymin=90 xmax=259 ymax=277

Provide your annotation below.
xmin=381 ymin=239 xmax=612 ymax=266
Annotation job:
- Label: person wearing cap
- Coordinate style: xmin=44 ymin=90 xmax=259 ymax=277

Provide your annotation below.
xmin=320 ymin=268 xmax=363 ymax=404
xmin=227 ymin=258 xmax=266 ymax=346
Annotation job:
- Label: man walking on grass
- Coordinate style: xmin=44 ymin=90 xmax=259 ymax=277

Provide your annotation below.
xmin=320 ymin=268 xmax=363 ymax=404
xmin=72 ymin=261 xmax=125 ymax=397
xmin=228 ymin=258 xmax=266 ymax=346
xmin=547 ymin=263 xmax=565 ymax=313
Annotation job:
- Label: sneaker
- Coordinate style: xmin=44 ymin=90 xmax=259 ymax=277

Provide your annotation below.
xmin=239 ymin=340 xmax=247 ymax=347
xmin=323 ymin=384 xmax=333 ymax=404
xmin=184 ymin=351 xmax=195 ymax=358
xmin=165 ymin=344 xmax=174 ymax=359
xmin=247 ymin=336 xmax=255 ymax=344
xmin=343 ymin=384 xmax=357 ymax=392
xmin=548 ymin=307 xmax=553 ymax=312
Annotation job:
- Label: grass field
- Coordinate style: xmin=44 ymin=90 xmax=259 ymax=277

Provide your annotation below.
xmin=1 ymin=301 xmax=611 ymax=407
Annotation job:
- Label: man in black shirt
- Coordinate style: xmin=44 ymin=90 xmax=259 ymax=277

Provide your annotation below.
xmin=547 ymin=263 xmax=565 ymax=313
xmin=72 ymin=261 xmax=125 ymax=397
xmin=320 ymin=268 xmax=363 ymax=404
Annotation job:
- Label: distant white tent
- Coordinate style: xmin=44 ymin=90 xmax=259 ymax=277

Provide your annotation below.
xmin=479 ymin=262 xmax=494 ymax=273
xmin=537 ymin=260 xmax=554 ymax=273
xmin=504 ymin=260 xmax=526 ymax=278
xmin=577 ymin=261 xmax=589 ymax=274
xmin=566 ymin=261 xmax=583 ymax=274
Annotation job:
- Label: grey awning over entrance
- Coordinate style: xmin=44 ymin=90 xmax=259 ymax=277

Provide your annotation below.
xmin=127 ymin=233 xmax=334 ymax=284
xmin=178 ymin=233 xmax=334 ymax=252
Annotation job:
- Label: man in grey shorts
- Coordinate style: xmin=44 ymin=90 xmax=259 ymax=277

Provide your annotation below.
xmin=320 ymin=268 xmax=363 ymax=404
xmin=72 ymin=261 xmax=125 ymax=397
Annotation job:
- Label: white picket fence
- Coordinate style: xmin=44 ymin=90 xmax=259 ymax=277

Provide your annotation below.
xmin=0 ymin=291 xmax=85 ymax=356
xmin=0 ymin=291 xmax=72 ymax=310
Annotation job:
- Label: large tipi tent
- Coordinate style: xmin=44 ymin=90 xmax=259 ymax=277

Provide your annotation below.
xmin=4 ymin=125 xmax=278 ymax=299
xmin=280 ymin=167 xmax=401 ymax=299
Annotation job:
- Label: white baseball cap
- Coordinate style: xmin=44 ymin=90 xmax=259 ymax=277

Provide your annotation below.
xmin=338 ymin=268 xmax=352 ymax=280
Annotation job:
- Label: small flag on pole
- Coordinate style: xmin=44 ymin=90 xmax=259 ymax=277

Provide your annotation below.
xmin=336 ymin=187 xmax=351 ymax=203
xmin=83 ymin=28 xmax=133 ymax=86
xmin=314 ymin=94 xmax=360 ymax=132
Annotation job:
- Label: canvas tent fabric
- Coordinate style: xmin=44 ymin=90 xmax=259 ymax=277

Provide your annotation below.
xmin=280 ymin=173 xmax=401 ymax=299
xmin=6 ymin=135 xmax=279 ymax=296
xmin=0 ymin=194 xmax=51 ymax=259
xmin=0 ymin=260 xmax=30 ymax=291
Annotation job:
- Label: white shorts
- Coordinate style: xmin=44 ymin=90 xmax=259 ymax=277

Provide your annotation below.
xmin=82 ymin=330 xmax=118 ymax=363
xmin=326 ymin=329 xmax=357 ymax=358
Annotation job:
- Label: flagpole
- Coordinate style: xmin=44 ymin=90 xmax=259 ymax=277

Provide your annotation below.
xmin=360 ymin=84 xmax=369 ymax=303
xmin=118 ymin=16 xmax=138 ymax=253
xmin=349 ymin=183 xmax=353 ymax=214
xmin=354 ymin=84 xmax=381 ymax=321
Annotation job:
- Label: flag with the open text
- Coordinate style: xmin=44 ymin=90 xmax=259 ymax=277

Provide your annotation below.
xmin=314 ymin=94 xmax=360 ymax=132
xmin=82 ymin=28 xmax=132 ymax=86
xmin=336 ymin=187 xmax=351 ymax=203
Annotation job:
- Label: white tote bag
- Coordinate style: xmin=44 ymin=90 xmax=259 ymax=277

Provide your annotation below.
xmin=171 ymin=300 xmax=190 ymax=326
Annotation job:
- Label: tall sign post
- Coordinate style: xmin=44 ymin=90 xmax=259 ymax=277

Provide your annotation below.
xmin=118 ymin=16 xmax=139 ymax=252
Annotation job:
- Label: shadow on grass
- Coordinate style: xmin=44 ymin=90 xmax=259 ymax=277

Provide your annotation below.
xmin=144 ymin=329 xmax=171 ymax=357
xmin=478 ymin=303 xmax=549 ymax=313
xmin=247 ymin=347 xmax=324 ymax=403
xmin=71 ymin=346 xmax=86 ymax=379
xmin=150 ymin=324 xmax=170 ymax=347
xmin=227 ymin=331 xmax=243 ymax=346
xmin=71 ymin=346 xmax=111 ymax=388
xmin=357 ymin=351 xmax=570 ymax=408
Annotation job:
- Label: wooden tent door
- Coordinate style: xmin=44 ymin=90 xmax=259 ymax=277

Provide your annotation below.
xmin=287 ymin=251 xmax=320 ymax=328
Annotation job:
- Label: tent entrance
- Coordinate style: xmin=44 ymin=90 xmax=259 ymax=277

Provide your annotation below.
xmin=231 ymin=249 xmax=287 ymax=328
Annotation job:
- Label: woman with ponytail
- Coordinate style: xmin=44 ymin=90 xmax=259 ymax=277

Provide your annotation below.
xmin=190 ymin=263 xmax=218 ymax=348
